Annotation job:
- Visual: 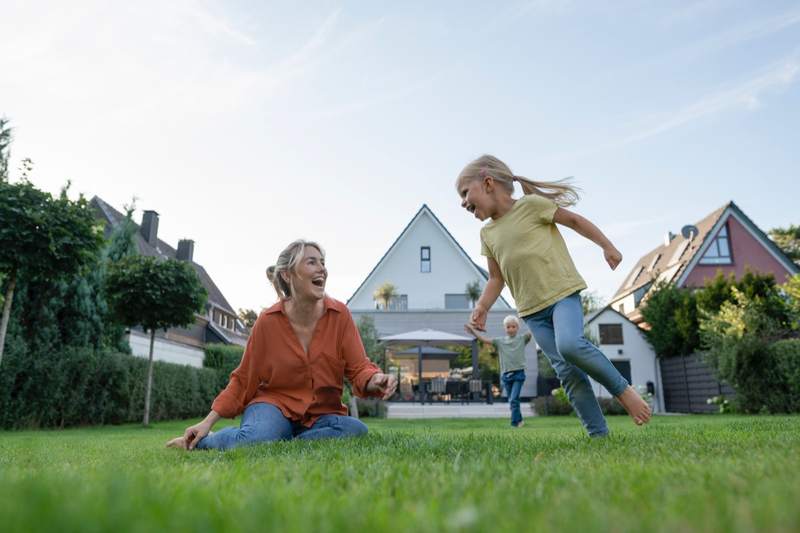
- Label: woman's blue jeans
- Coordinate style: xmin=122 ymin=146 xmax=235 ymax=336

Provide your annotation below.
xmin=502 ymin=369 xmax=526 ymax=426
xmin=195 ymin=402 xmax=368 ymax=451
xmin=523 ymin=292 xmax=629 ymax=437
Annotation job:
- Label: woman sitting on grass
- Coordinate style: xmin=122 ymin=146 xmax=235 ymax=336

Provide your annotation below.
xmin=166 ymin=239 xmax=397 ymax=451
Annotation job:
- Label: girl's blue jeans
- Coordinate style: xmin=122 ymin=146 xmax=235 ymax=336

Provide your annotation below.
xmin=195 ymin=402 xmax=368 ymax=451
xmin=523 ymin=292 xmax=629 ymax=437
xmin=501 ymin=369 xmax=526 ymax=426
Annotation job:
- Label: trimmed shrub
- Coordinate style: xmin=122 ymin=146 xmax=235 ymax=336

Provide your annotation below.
xmin=598 ymin=397 xmax=628 ymax=415
xmin=531 ymin=388 xmax=573 ymax=416
xmin=356 ymin=398 xmax=387 ymax=418
xmin=0 ymin=344 xmax=222 ymax=429
xmin=771 ymin=339 xmax=800 ymax=413
xmin=532 ymin=387 xmax=631 ymax=416
xmin=203 ymin=343 xmax=244 ymax=389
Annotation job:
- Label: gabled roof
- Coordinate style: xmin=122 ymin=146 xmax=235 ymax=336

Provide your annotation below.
xmin=612 ymin=203 xmax=729 ymax=301
xmin=612 ymin=201 xmax=799 ymax=302
xmin=90 ymin=196 xmax=237 ymax=316
xmin=585 ymin=305 xmax=636 ymax=325
xmin=347 ymin=204 xmax=510 ymax=307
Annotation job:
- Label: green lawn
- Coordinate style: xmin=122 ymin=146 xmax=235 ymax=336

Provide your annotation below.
xmin=1 ymin=415 xmax=799 ymax=533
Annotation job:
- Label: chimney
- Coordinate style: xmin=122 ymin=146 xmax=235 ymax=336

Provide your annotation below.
xmin=664 ymin=231 xmax=676 ymax=246
xmin=177 ymin=239 xmax=195 ymax=262
xmin=140 ymin=210 xmax=159 ymax=245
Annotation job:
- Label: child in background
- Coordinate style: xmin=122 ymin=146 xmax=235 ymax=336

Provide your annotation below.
xmin=466 ymin=316 xmax=531 ymax=427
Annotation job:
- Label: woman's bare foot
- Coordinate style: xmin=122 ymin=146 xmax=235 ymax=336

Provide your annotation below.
xmin=616 ymin=386 xmax=652 ymax=425
xmin=165 ymin=436 xmax=187 ymax=449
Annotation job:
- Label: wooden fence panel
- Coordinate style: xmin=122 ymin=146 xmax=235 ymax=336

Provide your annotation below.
xmin=660 ymin=354 xmax=736 ymax=413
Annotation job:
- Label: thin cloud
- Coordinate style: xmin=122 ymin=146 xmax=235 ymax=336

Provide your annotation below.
xmin=179 ymin=2 xmax=257 ymax=46
xmin=544 ymin=52 xmax=800 ymax=165
xmin=662 ymin=0 xmax=726 ymax=27
xmin=621 ymin=54 xmax=800 ymax=145
xmin=674 ymin=8 xmax=800 ymax=58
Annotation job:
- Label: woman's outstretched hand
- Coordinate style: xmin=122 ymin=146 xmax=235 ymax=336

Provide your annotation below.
xmin=604 ymin=246 xmax=623 ymax=270
xmin=366 ymin=373 xmax=398 ymax=400
xmin=183 ymin=420 xmax=212 ymax=450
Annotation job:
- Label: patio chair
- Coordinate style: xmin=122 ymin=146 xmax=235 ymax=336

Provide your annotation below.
xmin=468 ymin=379 xmax=482 ymax=403
xmin=429 ymin=378 xmax=447 ymax=403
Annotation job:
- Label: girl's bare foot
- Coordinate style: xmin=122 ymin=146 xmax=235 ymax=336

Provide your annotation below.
xmin=616 ymin=386 xmax=652 ymax=425
xmin=165 ymin=436 xmax=187 ymax=449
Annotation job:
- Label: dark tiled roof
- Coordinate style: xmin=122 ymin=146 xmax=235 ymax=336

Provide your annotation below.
xmin=612 ymin=203 xmax=729 ymax=300
xmin=90 ymin=196 xmax=237 ymax=315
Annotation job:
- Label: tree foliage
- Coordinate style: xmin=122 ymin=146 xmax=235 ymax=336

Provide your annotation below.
xmin=769 ymin=225 xmax=800 ymax=263
xmin=238 ymin=308 xmax=258 ymax=329
xmin=373 ymin=282 xmax=398 ymax=311
xmin=356 ymin=315 xmax=383 ymax=365
xmin=105 ymin=255 xmax=207 ymax=424
xmin=465 ymin=280 xmax=482 ymax=308
xmin=0 ymin=177 xmax=104 ymax=363
xmin=105 ymin=256 xmax=207 ymax=332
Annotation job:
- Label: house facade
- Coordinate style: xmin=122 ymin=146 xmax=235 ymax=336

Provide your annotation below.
xmin=610 ymin=201 xmax=799 ymax=323
xmin=584 ymin=307 xmax=663 ymax=412
xmin=91 ymin=197 xmax=249 ymax=367
xmin=347 ymin=204 xmax=541 ymax=397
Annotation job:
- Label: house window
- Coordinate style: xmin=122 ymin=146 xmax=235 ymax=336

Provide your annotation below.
xmin=633 ymin=283 xmax=651 ymax=307
xmin=388 ymin=295 xmax=408 ymax=311
xmin=648 ymin=253 xmax=661 ymax=272
xmin=699 ymin=223 xmax=732 ymax=265
xmin=669 ymin=239 xmax=691 ymax=266
xmin=611 ymin=360 xmax=632 ymax=384
xmin=624 ymin=265 xmax=643 ymax=289
xmin=445 ymin=294 xmax=470 ymax=309
xmin=599 ymin=324 xmax=624 ymax=345
xmin=420 ymin=246 xmax=431 ymax=273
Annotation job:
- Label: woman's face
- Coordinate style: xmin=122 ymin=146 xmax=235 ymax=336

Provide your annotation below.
xmin=284 ymin=246 xmax=327 ymax=301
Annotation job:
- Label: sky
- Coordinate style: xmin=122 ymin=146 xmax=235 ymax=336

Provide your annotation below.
xmin=2 ymin=0 xmax=799 ymax=312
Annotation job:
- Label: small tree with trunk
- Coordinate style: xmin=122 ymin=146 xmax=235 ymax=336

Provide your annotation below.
xmin=237 ymin=308 xmax=258 ymax=329
xmin=465 ymin=280 xmax=482 ymax=309
xmin=373 ymin=282 xmax=398 ymax=311
xmin=105 ymin=256 xmax=207 ymax=425
xmin=0 ymin=173 xmax=103 ymax=365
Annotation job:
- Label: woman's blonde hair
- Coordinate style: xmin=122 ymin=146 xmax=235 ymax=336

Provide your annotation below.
xmin=266 ymin=239 xmax=325 ymax=300
xmin=456 ymin=154 xmax=580 ymax=207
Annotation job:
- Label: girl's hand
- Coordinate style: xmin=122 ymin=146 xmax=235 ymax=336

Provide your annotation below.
xmin=366 ymin=373 xmax=398 ymax=400
xmin=604 ymin=247 xmax=623 ymax=270
xmin=183 ymin=420 xmax=212 ymax=450
xmin=469 ymin=305 xmax=488 ymax=331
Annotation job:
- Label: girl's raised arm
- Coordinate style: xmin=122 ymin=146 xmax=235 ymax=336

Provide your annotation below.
xmin=553 ymin=207 xmax=623 ymax=270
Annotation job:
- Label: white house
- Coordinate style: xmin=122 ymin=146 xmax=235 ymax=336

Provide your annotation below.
xmin=347 ymin=204 xmax=540 ymax=397
xmin=584 ymin=306 xmax=664 ymax=412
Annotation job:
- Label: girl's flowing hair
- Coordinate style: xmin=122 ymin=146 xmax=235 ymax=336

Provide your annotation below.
xmin=456 ymin=154 xmax=580 ymax=207
xmin=266 ymin=239 xmax=325 ymax=299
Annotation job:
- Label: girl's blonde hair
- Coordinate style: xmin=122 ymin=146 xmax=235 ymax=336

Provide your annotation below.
xmin=456 ymin=154 xmax=580 ymax=207
xmin=503 ymin=315 xmax=520 ymax=327
xmin=266 ymin=239 xmax=325 ymax=300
